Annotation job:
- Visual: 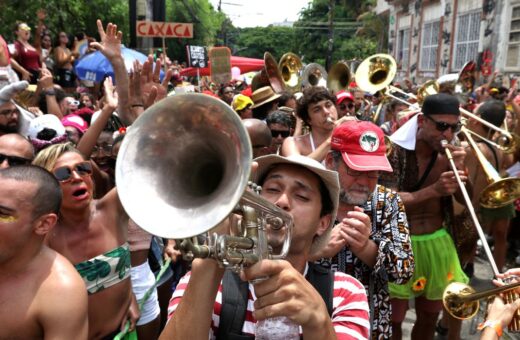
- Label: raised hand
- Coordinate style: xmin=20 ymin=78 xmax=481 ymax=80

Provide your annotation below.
xmin=140 ymin=55 xmax=172 ymax=107
xmin=90 ymin=20 xmax=123 ymax=61
xmin=103 ymin=76 xmax=118 ymax=110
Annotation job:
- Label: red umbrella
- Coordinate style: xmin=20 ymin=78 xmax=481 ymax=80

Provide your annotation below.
xmin=180 ymin=56 xmax=264 ymax=77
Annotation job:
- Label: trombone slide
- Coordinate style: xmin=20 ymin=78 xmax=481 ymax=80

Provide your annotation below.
xmin=441 ymin=140 xmax=501 ymax=277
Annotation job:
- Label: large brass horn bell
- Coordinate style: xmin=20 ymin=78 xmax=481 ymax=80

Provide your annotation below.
xmin=252 ymin=52 xmax=285 ymax=93
xmin=327 ymin=61 xmax=351 ymax=94
xmin=278 ymin=52 xmax=303 ymax=93
xmin=355 ymin=54 xmax=397 ymax=94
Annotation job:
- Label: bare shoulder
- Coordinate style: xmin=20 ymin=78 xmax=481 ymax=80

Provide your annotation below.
xmin=281 ymin=134 xmax=311 ymax=156
xmin=39 ymin=247 xmax=86 ymax=298
xmin=36 ymin=247 xmax=88 ymax=338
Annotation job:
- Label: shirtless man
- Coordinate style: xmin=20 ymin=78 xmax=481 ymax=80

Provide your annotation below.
xmin=281 ymin=86 xmax=339 ymax=162
xmin=379 ymin=93 xmax=469 ymax=340
xmin=464 ymin=100 xmax=513 ymax=271
xmin=33 ymin=143 xmax=139 ymax=339
xmin=0 ymin=133 xmax=34 ymax=168
xmin=0 ymin=165 xmax=88 ymax=339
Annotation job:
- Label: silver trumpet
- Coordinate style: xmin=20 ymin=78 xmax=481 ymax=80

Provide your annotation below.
xmin=116 ymin=94 xmax=292 ymax=271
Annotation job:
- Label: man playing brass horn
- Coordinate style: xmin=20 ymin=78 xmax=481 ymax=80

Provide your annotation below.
xmin=161 ymin=155 xmax=370 ymax=339
xmin=281 ymin=86 xmax=340 ymax=163
xmin=379 ymin=93 xmax=469 ymax=340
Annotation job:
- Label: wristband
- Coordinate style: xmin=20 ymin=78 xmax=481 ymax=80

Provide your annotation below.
xmin=43 ymin=88 xmax=55 ymax=96
xmin=478 ymin=319 xmax=503 ymax=337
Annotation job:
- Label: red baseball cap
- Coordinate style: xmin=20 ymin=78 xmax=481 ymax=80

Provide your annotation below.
xmin=331 ymin=121 xmax=393 ymax=172
xmin=336 ymin=90 xmax=354 ymax=105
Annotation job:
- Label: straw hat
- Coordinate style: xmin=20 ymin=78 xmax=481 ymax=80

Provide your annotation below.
xmin=251 ymin=86 xmax=281 ymax=109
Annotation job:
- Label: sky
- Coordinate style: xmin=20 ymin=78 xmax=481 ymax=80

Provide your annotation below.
xmin=208 ymin=0 xmax=312 ymax=28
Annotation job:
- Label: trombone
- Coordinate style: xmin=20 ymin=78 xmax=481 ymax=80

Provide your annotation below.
xmin=443 ymin=280 xmax=520 ymax=331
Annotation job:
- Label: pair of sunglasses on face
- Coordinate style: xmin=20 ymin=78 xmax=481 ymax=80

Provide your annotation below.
xmin=339 ymin=103 xmax=355 ymax=110
xmin=0 ymin=153 xmax=32 ymax=166
xmin=425 ymin=115 xmax=462 ymax=133
xmin=271 ymin=130 xmax=290 ymax=138
xmin=53 ymin=161 xmax=93 ymax=182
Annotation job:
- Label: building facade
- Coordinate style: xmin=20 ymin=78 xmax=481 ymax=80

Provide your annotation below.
xmin=376 ymin=0 xmax=520 ymax=84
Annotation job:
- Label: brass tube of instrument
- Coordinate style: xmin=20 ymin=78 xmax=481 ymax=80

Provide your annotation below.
xmin=441 ymin=140 xmax=501 ymax=277
xmin=223 ymin=235 xmax=255 ymax=250
xmin=226 ymin=250 xmax=260 ymax=266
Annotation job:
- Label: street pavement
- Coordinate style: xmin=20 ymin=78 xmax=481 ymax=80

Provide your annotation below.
xmin=401 ymin=256 xmax=520 ymax=339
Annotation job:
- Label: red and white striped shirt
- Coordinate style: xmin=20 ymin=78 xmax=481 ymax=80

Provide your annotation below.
xmin=168 ymin=267 xmax=370 ymax=340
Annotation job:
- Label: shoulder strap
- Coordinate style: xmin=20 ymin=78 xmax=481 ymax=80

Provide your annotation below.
xmin=412 ymin=151 xmax=438 ymax=191
xmin=306 ymin=262 xmax=334 ymax=317
xmin=216 ymin=271 xmax=252 ymax=340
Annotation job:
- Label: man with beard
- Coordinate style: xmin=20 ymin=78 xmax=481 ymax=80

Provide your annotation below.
xmin=313 ymin=121 xmax=414 ymax=339
xmin=0 ymin=82 xmax=26 ymax=135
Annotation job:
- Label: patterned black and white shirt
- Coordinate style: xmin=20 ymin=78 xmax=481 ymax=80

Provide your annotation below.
xmin=317 ymin=184 xmax=414 ymax=340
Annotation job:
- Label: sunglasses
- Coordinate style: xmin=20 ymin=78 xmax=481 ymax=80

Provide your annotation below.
xmin=53 ymin=161 xmax=93 ymax=182
xmin=92 ymin=144 xmax=113 ymax=155
xmin=425 ymin=115 xmax=462 ymax=133
xmin=339 ymin=103 xmax=355 ymax=110
xmin=271 ymin=130 xmax=290 ymax=138
xmin=0 ymin=153 xmax=32 ymax=166
xmin=346 ymin=167 xmax=379 ymax=179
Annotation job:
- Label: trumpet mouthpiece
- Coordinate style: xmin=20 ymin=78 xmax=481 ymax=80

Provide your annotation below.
xmin=326 ymin=117 xmax=334 ymax=124
xmin=441 ymin=140 xmax=449 ymax=147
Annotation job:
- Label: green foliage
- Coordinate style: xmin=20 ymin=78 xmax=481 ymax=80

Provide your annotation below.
xmin=0 ymin=0 xmax=129 ymax=44
xmin=229 ymin=26 xmax=297 ymax=59
xmin=165 ymin=0 xmax=225 ymax=62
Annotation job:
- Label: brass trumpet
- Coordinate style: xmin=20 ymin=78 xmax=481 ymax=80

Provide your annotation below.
xmin=116 ymin=93 xmax=293 ymax=270
xmin=443 ymin=280 xmax=520 ymax=331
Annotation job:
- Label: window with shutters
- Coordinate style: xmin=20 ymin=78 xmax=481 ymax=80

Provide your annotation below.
xmin=398 ymin=28 xmax=410 ymax=69
xmin=453 ymin=11 xmax=481 ymax=70
xmin=506 ymin=6 xmax=520 ymax=69
xmin=420 ymin=21 xmax=440 ymax=71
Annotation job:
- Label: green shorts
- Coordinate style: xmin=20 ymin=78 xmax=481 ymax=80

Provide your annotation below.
xmin=480 ymin=204 xmax=516 ymax=224
xmin=389 ymin=228 xmax=468 ymax=301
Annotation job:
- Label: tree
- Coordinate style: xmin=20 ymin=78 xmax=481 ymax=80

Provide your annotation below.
xmin=229 ymin=26 xmax=297 ymax=59
xmin=0 ymin=0 xmax=129 ymax=45
xmin=164 ymin=0 xmax=225 ymax=62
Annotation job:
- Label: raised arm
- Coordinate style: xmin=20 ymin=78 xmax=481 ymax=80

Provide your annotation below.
xmin=160 ymin=259 xmax=225 ymax=340
xmin=90 ymin=20 xmax=132 ymax=125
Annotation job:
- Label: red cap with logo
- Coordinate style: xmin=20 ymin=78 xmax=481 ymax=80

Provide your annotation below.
xmin=331 ymin=121 xmax=393 ymax=172
xmin=336 ymin=90 xmax=354 ymax=105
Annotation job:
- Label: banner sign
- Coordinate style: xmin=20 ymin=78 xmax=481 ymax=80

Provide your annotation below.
xmin=136 ymin=21 xmax=193 ymax=38
xmin=209 ymin=47 xmax=232 ymax=84
xmin=186 ymin=45 xmax=208 ymax=68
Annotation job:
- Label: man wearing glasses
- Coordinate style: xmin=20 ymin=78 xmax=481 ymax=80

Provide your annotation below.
xmin=0 ymin=133 xmax=34 ymax=168
xmin=313 ymin=121 xmax=414 ymax=339
xmin=379 ymin=93 xmax=469 ymax=340
xmin=266 ymin=110 xmax=292 ymax=155
xmin=335 ymin=90 xmax=356 ymax=118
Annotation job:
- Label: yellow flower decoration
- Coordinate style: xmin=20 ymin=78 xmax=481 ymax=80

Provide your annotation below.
xmin=412 ymin=277 xmax=427 ymax=292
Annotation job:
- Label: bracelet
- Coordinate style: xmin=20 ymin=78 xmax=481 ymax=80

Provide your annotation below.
xmin=478 ymin=320 xmax=503 ymax=337
xmin=43 ymin=89 xmax=55 ymax=96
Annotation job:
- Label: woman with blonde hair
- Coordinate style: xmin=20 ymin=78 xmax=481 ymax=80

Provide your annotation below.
xmin=33 ymin=142 xmax=139 ymax=339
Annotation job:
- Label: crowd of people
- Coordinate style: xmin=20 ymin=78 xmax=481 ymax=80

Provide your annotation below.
xmin=0 ymin=12 xmax=520 ymax=340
